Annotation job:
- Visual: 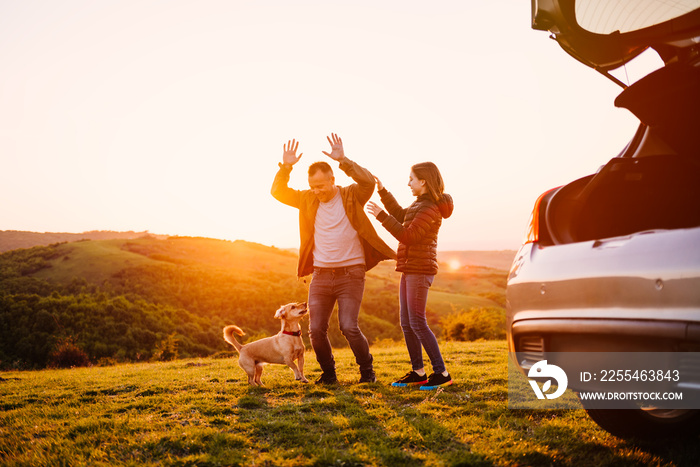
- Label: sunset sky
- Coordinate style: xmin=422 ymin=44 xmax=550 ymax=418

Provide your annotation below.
xmin=1 ymin=0 xmax=656 ymax=251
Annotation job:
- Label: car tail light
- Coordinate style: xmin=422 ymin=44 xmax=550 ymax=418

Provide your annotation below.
xmin=523 ymin=188 xmax=558 ymax=244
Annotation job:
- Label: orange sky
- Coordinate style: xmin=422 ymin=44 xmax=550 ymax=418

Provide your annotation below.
xmin=1 ymin=1 xmax=655 ymax=250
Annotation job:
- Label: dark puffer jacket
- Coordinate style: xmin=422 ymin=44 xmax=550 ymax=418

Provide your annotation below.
xmin=376 ymin=188 xmax=454 ymax=275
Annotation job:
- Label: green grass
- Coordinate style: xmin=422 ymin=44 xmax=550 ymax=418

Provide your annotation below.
xmin=2 ymin=341 xmax=696 ymax=466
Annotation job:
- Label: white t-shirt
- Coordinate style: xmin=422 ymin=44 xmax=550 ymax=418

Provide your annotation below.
xmin=313 ymin=190 xmax=365 ymax=268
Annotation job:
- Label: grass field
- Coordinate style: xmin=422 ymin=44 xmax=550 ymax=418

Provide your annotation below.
xmin=2 ymin=341 xmax=698 ymax=466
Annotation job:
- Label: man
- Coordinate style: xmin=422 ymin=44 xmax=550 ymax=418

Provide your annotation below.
xmin=271 ymin=133 xmax=395 ymax=384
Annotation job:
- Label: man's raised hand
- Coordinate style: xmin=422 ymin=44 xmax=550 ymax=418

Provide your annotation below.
xmin=283 ymin=139 xmax=303 ymax=166
xmin=321 ymin=133 xmax=345 ymax=162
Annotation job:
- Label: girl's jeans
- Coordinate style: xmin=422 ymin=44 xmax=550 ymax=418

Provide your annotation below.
xmin=399 ymin=273 xmax=446 ymax=374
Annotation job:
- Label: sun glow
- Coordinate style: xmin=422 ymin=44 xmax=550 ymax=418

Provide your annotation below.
xmin=447 ymin=258 xmax=462 ymax=271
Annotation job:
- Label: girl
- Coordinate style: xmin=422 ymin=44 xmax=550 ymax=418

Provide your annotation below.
xmin=367 ymin=162 xmax=454 ymax=390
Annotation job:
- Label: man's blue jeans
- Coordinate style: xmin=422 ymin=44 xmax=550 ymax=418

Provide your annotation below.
xmin=400 ymin=273 xmax=446 ymax=374
xmin=308 ymin=265 xmax=373 ymax=374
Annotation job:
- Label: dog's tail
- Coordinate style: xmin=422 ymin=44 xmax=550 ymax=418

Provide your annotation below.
xmin=223 ymin=325 xmax=245 ymax=352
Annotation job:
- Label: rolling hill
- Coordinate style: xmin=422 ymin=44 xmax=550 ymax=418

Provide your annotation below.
xmin=0 ymin=235 xmax=507 ymax=369
xmin=0 ymin=230 xmax=168 ymax=253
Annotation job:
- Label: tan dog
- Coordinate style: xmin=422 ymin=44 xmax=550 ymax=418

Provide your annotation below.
xmin=223 ymin=302 xmax=308 ymax=386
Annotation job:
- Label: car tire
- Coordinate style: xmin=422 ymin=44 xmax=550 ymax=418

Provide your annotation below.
xmin=583 ymin=405 xmax=700 ymax=441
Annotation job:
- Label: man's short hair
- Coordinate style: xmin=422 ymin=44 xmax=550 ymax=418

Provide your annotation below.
xmin=308 ymin=162 xmax=333 ymax=177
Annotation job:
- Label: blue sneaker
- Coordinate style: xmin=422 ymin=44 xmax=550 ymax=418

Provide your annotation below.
xmin=391 ymin=371 xmax=428 ymax=387
xmin=419 ymin=372 xmax=453 ymax=390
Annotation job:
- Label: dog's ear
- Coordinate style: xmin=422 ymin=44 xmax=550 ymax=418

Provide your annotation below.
xmin=274 ymin=305 xmax=287 ymax=319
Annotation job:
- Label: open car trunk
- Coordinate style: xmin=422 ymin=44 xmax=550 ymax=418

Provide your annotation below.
xmin=540 ymin=151 xmax=700 ymax=245
xmin=537 ymin=47 xmax=700 ymax=246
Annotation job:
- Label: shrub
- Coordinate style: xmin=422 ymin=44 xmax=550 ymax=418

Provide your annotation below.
xmin=49 ymin=337 xmax=90 ymax=368
xmin=153 ymin=333 xmax=179 ymax=361
xmin=440 ymin=307 xmax=505 ymax=341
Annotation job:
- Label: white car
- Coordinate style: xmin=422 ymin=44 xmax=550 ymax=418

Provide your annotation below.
xmin=507 ymin=0 xmax=700 ymax=440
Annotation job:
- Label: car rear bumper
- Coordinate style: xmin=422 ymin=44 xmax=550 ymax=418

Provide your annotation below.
xmin=506 ymin=227 xmax=700 ymax=361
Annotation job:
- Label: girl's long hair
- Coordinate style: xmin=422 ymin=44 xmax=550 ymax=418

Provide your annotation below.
xmin=411 ymin=162 xmax=444 ymax=202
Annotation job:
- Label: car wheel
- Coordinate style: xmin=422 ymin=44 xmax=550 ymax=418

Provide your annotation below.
xmin=583 ymin=405 xmax=700 ymax=441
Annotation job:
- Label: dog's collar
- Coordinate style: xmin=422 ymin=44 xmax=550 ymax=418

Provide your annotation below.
xmin=282 ymin=330 xmax=302 ymax=337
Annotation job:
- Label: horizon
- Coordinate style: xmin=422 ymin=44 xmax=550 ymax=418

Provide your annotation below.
xmin=0 ymin=228 xmax=518 ymax=253
xmin=0 ymin=228 xmax=518 ymax=272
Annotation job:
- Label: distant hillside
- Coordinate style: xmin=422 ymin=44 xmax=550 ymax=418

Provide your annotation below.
xmin=0 ymin=230 xmax=168 ymax=253
xmin=0 ymin=231 xmax=516 ymax=270
xmin=0 ymin=236 xmax=506 ymax=369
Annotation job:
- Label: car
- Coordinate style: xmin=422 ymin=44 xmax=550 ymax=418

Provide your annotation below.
xmin=507 ymin=0 xmax=700 ymax=440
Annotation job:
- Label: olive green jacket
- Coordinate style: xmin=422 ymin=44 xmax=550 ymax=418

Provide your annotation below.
xmin=271 ymin=158 xmax=396 ymax=277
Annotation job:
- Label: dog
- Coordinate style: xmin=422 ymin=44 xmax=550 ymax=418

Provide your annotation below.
xmin=223 ymin=302 xmax=309 ymax=386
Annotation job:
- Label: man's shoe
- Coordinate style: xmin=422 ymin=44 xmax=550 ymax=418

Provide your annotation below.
xmin=359 ymin=369 xmax=376 ymax=383
xmin=391 ymin=371 xmax=428 ymax=387
xmin=419 ymin=372 xmax=453 ymax=390
xmin=315 ymin=371 xmax=338 ymax=385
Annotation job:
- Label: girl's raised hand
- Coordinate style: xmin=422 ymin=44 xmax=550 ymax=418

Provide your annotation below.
xmin=366 ymin=201 xmax=384 ymax=218
xmin=373 ymin=176 xmax=384 ymax=191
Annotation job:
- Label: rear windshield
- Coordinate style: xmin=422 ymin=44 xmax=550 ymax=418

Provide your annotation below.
xmin=575 ymin=0 xmax=700 ymax=34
